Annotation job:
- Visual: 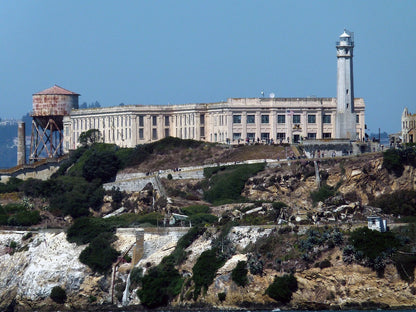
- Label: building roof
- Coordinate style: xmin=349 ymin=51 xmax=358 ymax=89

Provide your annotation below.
xmin=340 ymin=30 xmax=351 ymax=38
xmin=33 ymin=85 xmax=80 ymax=96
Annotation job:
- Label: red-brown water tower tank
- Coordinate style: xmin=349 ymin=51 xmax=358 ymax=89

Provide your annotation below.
xmin=30 ymin=85 xmax=80 ymax=162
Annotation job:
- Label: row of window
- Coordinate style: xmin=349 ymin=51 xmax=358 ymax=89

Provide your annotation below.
xmin=73 ymin=116 xmax=132 ymax=130
xmin=232 ymin=132 xmax=332 ymax=141
xmin=232 ymin=114 xmax=332 ymax=124
xmin=138 ymin=114 xmax=206 ymax=127
xmin=233 ymin=114 xmax=360 ymax=125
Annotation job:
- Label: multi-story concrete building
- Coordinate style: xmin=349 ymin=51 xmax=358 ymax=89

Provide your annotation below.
xmin=62 ymin=30 xmax=365 ymax=152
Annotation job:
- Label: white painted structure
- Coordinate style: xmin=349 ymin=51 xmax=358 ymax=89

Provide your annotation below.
xmin=336 ymin=29 xmax=356 ymax=140
xmin=367 ymin=216 xmax=387 ymax=232
xmin=61 ymin=30 xmax=365 ymax=151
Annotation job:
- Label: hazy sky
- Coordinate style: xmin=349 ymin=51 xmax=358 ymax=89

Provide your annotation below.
xmin=1 ymin=1 xmax=415 ymax=134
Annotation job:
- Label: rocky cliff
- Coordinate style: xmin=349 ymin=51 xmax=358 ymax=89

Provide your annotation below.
xmin=2 ymin=152 xmax=416 ymax=310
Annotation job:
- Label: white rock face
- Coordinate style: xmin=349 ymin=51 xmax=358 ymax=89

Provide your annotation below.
xmin=0 ymin=230 xmax=88 ymax=301
xmin=228 ymin=226 xmax=272 ymax=251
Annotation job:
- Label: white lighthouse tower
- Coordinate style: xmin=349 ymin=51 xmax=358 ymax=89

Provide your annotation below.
xmin=335 ymin=29 xmax=356 ymax=140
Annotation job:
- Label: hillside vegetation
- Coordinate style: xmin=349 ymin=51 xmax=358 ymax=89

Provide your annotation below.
xmin=2 ymin=137 xmax=416 ymax=309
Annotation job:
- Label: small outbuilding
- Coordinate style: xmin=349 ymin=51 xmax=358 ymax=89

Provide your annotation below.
xmin=169 ymin=213 xmax=191 ymax=227
xmin=367 ymin=216 xmax=387 ymax=232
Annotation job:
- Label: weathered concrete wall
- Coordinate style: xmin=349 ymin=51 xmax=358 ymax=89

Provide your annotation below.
xmin=0 ymin=160 xmax=63 ymax=183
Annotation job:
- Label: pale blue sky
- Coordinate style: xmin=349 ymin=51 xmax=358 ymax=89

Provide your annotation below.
xmin=1 ymin=1 xmax=415 ymax=134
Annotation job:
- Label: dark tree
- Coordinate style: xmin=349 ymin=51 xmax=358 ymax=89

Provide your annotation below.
xmin=82 ymin=150 xmax=121 ymax=183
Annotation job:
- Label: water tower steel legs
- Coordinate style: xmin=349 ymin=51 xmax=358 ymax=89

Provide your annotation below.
xmin=29 ymin=117 xmax=64 ymax=162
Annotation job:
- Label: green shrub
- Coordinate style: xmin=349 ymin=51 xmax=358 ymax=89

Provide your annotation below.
xmin=130 ymin=267 xmax=143 ymax=289
xmin=310 ymin=183 xmax=336 ymax=205
xmin=218 ymin=292 xmax=226 ymax=302
xmin=382 ymin=148 xmax=404 ymax=176
xmin=167 ymin=173 xmax=173 ymax=180
xmin=20 ymin=178 xmax=52 ymax=197
xmin=181 ymin=205 xmax=211 ymax=215
xmin=66 ymin=217 xmax=115 ymax=245
xmin=88 ymin=295 xmax=97 ymax=303
xmin=9 ymin=210 xmax=41 ymax=226
xmin=349 ymin=227 xmax=400 ymax=261
xmin=192 ymin=249 xmax=225 ymax=299
xmin=50 ymin=286 xmax=67 ymax=304
xmin=137 ymin=262 xmax=183 ymax=308
xmin=369 ymin=190 xmax=416 ymax=216
xmin=48 ymin=176 xmax=104 ymax=218
xmin=189 ymin=213 xmax=217 ymax=226
xmin=265 ymin=274 xmax=298 ymax=303
xmin=203 ymin=163 xmax=265 ymax=204
xmin=0 ymin=177 xmax=23 ymax=193
xmin=79 ymin=234 xmax=119 ymax=273
xmin=82 ymin=148 xmax=121 ymax=183
xmin=231 ymin=261 xmax=249 ymax=287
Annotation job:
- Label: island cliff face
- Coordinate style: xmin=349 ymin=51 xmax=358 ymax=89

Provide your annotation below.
xmin=1 ymin=226 xmax=416 ymax=311
xmin=1 ymin=153 xmax=416 ymax=311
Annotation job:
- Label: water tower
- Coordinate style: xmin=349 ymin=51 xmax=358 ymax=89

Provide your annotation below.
xmin=30 ymin=85 xmax=79 ymax=162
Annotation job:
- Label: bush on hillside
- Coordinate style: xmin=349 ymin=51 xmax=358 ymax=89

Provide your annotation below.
xmin=369 ymin=190 xmax=416 ymax=216
xmin=79 ymin=234 xmax=119 ymax=273
xmin=48 ymin=176 xmax=104 ymax=218
xmin=0 ymin=203 xmax=41 ymax=226
xmin=344 ymin=227 xmax=402 ymax=276
xmin=382 ymin=148 xmax=404 ymax=176
xmin=382 ymin=147 xmax=416 ymax=177
xmin=50 ymin=286 xmax=67 ymax=304
xmin=310 ymin=183 xmax=337 ymax=205
xmin=192 ymin=249 xmax=225 ymax=299
xmin=265 ymin=274 xmax=298 ymax=303
xmin=129 ymin=267 xmax=143 ymax=290
xmin=203 ymin=163 xmax=265 ymax=205
xmin=82 ymin=149 xmax=121 ymax=183
xmin=137 ymin=262 xmax=183 ymax=308
xmin=181 ymin=204 xmax=211 ymax=215
xmin=66 ymin=217 xmax=115 ymax=245
xmin=0 ymin=177 xmax=23 ymax=194
xmin=231 ymin=261 xmax=249 ymax=287
xmin=349 ymin=227 xmax=400 ymax=261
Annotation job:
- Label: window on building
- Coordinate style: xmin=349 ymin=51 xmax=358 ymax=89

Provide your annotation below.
xmin=308 ymin=114 xmax=316 ymax=124
xmin=261 ymin=132 xmax=270 ymax=141
xmin=247 ymin=115 xmax=255 ymax=123
xmin=152 ymin=128 xmax=157 ymax=140
xmin=356 ymin=114 xmax=359 ymax=123
xmin=233 ymin=133 xmax=242 ymax=141
xmin=323 ymin=132 xmax=332 ymax=138
xmin=165 ymin=115 xmax=170 ymax=126
xmin=277 ymin=133 xmax=286 ymax=141
xmin=139 ymin=128 xmax=144 ymax=139
xmin=200 ymin=114 xmax=205 ymax=124
xmin=261 ymin=115 xmax=269 ymax=124
xmin=323 ymin=115 xmax=331 ymax=124
xmin=277 ymin=115 xmax=285 ymax=124
xmin=200 ymin=126 xmax=205 ymax=137
xmin=293 ymin=115 xmax=301 ymax=124
xmin=152 ymin=116 xmax=157 ymax=126
xmin=164 ymin=128 xmax=169 ymax=138
xmin=247 ymin=132 xmax=255 ymax=141
xmin=307 ymin=133 xmax=317 ymax=139
xmin=139 ymin=115 xmax=144 ymax=127
xmin=233 ymin=115 xmax=242 ymax=123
